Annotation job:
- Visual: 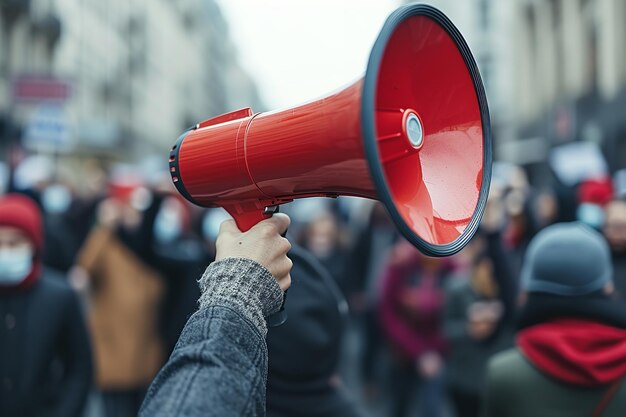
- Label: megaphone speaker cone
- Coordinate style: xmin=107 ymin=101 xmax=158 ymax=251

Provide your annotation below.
xmin=362 ymin=4 xmax=491 ymax=256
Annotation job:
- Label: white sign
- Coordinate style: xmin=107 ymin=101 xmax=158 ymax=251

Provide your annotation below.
xmin=549 ymin=142 xmax=608 ymax=186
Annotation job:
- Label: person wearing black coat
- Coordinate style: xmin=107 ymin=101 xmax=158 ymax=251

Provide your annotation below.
xmin=266 ymin=245 xmax=367 ymax=417
xmin=0 ymin=194 xmax=92 ymax=417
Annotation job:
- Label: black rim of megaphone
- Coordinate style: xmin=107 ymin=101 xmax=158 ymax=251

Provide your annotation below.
xmin=361 ymin=3 xmax=492 ymax=257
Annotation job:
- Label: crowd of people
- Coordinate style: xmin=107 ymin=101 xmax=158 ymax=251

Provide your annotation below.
xmin=0 ymin=154 xmax=625 ymax=417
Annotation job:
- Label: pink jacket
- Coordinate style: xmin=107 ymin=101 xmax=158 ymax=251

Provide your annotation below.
xmin=379 ymin=246 xmax=452 ymax=360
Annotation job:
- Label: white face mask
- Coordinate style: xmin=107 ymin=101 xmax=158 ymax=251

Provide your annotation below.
xmin=0 ymin=247 xmax=34 ymax=284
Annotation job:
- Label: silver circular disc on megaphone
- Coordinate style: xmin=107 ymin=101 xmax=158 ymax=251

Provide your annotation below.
xmin=362 ymin=4 xmax=492 ymax=257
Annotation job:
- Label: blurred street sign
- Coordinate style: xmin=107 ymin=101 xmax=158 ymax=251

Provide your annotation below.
xmin=12 ymin=76 xmax=71 ymax=102
xmin=23 ymin=103 xmax=73 ymax=152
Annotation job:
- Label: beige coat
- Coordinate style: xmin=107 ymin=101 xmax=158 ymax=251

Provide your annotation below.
xmin=78 ymin=226 xmax=164 ymax=389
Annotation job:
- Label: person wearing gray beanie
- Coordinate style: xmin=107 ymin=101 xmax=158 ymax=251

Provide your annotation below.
xmin=521 ymin=222 xmax=613 ymax=297
xmin=483 ymin=222 xmax=626 ymax=417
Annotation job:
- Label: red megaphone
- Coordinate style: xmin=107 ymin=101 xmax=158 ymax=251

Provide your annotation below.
xmin=169 ymin=4 xmax=491 ymax=257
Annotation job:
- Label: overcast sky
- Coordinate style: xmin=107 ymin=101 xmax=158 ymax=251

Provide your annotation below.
xmin=216 ymin=0 xmax=401 ymax=109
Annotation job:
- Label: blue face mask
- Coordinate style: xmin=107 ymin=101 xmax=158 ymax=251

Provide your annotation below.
xmin=0 ymin=247 xmax=34 ymax=284
xmin=577 ymin=203 xmax=605 ymax=230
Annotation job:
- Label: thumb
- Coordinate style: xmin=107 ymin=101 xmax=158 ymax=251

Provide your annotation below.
xmin=219 ymin=219 xmax=241 ymax=235
xmin=251 ymin=213 xmax=291 ymax=236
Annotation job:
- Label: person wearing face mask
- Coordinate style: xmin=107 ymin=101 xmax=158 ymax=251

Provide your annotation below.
xmin=0 ymin=194 xmax=93 ymax=417
xmin=41 ymin=183 xmax=80 ymax=273
xmin=148 ymin=193 xmax=204 ymax=355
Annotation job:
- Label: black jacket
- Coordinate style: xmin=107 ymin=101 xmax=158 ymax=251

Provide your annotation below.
xmin=267 ymin=246 xmax=366 ymax=417
xmin=0 ymin=272 xmax=93 ymax=417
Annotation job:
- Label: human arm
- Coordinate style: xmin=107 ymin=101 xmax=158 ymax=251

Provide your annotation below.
xmin=140 ymin=214 xmax=292 ymax=417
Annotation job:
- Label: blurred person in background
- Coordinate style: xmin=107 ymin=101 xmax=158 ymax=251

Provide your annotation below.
xmin=40 ymin=181 xmax=81 ymax=273
xmin=10 ymin=155 xmax=81 ymax=273
xmin=298 ymin=210 xmax=350 ymax=292
xmin=444 ymin=187 xmax=516 ymax=417
xmin=63 ymin=159 xmax=110 ymax=250
xmin=72 ymin=170 xmax=165 ymax=417
xmin=0 ymin=194 xmax=92 ymax=417
xmin=604 ymin=199 xmax=626 ymax=299
xmin=484 ymin=223 xmax=626 ymax=417
xmin=9 ymin=154 xmax=55 ymax=203
xmin=266 ymin=245 xmax=366 ymax=417
xmin=347 ymin=202 xmax=397 ymax=400
xmin=576 ymin=176 xmax=614 ymax=230
xmin=529 ymin=188 xmax=559 ymax=232
xmin=148 ymin=187 xmax=204 ymax=354
xmin=379 ymin=240 xmax=452 ymax=417
xmin=444 ymin=248 xmax=509 ymax=417
xmin=490 ymin=165 xmax=535 ymax=280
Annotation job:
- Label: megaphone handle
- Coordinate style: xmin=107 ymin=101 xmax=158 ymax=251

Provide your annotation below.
xmin=265 ymin=205 xmax=289 ymax=328
xmin=224 ymin=204 xmax=289 ymax=327
xmin=229 ymin=210 xmax=272 ymax=232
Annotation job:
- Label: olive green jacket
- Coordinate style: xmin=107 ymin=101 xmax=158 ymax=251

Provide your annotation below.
xmin=483 ymin=349 xmax=626 ymax=417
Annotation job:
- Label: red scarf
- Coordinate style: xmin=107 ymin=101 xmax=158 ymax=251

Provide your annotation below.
xmin=517 ymin=319 xmax=626 ymax=387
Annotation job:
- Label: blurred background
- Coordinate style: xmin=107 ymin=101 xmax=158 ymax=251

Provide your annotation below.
xmin=1 ymin=1 xmax=626 ymax=417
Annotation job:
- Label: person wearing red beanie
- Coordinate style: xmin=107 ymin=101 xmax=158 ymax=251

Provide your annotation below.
xmin=0 ymin=194 xmax=92 ymax=417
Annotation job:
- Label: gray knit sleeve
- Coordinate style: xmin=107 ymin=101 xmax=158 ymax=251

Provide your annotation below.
xmin=198 ymin=257 xmax=284 ymax=336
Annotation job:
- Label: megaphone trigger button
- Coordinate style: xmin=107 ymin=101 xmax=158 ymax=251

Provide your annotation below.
xmin=263 ymin=205 xmax=280 ymax=215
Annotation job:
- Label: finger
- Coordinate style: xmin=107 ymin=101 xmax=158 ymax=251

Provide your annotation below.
xmin=253 ymin=213 xmax=290 ymax=236
xmin=278 ymin=236 xmax=292 ymax=254
xmin=273 ymin=256 xmax=293 ymax=281
xmin=219 ymin=219 xmax=240 ymax=234
xmin=277 ymin=272 xmax=291 ymax=292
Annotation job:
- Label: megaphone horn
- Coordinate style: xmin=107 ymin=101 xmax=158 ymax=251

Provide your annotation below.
xmin=169 ymin=3 xmax=491 ymax=257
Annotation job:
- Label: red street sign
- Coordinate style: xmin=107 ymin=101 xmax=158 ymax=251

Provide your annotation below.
xmin=12 ymin=76 xmax=71 ymax=102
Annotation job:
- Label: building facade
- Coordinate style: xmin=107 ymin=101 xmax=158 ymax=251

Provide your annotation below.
xmin=403 ymin=0 xmax=626 ymax=175
xmin=0 ymin=0 xmax=262 ymax=157
xmin=512 ymin=0 xmax=626 ymax=174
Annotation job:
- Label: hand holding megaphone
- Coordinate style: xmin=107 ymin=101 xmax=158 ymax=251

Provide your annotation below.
xmin=215 ymin=213 xmax=292 ymax=292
